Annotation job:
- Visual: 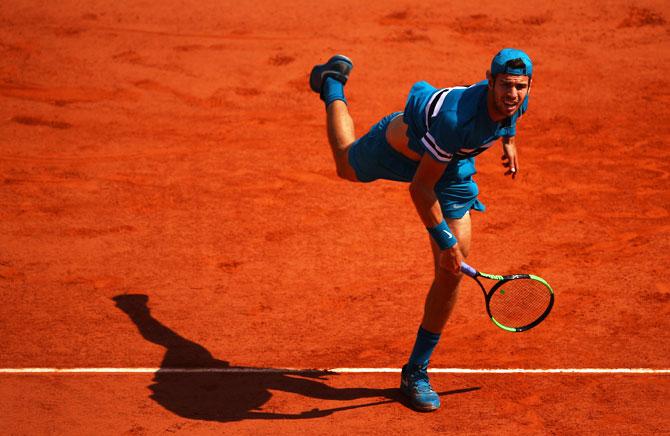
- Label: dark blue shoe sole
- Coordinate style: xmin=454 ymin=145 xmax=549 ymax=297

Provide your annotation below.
xmin=309 ymin=54 xmax=353 ymax=94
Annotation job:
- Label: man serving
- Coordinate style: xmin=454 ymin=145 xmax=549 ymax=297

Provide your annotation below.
xmin=309 ymin=48 xmax=532 ymax=411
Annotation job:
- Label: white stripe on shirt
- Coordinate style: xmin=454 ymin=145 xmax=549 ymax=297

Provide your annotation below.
xmin=421 ymin=135 xmax=453 ymax=162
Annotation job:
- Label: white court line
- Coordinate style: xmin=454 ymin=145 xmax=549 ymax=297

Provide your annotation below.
xmin=0 ymin=368 xmax=668 ymax=374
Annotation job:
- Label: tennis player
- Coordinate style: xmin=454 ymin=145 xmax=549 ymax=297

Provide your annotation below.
xmin=309 ymin=49 xmax=532 ymax=412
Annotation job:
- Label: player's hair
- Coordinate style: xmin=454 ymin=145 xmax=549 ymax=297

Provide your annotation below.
xmin=504 ymin=58 xmax=527 ymax=70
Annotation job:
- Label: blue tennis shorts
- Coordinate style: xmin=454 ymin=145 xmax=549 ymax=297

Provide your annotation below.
xmin=347 ymin=112 xmax=485 ymax=219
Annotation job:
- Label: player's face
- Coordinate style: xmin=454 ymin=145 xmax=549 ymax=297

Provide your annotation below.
xmin=490 ymin=74 xmax=530 ymax=119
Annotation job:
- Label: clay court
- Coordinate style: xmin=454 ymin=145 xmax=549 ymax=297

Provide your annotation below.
xmin=1 ymin=0 xmax=669 ymax=434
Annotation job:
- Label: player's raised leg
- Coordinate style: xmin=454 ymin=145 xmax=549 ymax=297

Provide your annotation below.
xmin=400 ymin=213 xmax=472 ymax=412
xmin=310 ymin=55 xmax=358 ymax=181
xmin=326 ymin=101 xmax=358 ymax=181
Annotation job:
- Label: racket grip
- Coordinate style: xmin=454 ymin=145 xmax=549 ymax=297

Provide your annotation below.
xmin=460 ymin=262 xmax=477 ymax=277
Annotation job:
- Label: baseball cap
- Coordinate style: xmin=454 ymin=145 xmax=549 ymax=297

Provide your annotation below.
xmin=491 ymin=48 xmax=533 ymax=77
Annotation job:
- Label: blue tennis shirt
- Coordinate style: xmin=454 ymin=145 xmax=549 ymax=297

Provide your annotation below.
xmin=403 ymin=80 xmax=528 ymax=179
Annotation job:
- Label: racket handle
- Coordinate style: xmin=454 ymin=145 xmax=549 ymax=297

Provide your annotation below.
xmin=460 ymin=262 xmax=477 ymax=277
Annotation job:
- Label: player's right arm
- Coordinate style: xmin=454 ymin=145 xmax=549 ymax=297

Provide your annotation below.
xmin=409 ymin=154 xmax=464 ymax=274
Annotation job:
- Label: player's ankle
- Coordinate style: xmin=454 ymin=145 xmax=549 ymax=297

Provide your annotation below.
xmin=322 ymin=77 xmax=347 ymax=106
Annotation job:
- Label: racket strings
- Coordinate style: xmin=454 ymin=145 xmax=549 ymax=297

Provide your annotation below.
xmin=488 ymin=278 xmax=551 ymax=328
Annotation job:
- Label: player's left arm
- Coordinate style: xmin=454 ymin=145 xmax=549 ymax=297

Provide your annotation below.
xmin=501 ymin=135 xmax=518 ymax=179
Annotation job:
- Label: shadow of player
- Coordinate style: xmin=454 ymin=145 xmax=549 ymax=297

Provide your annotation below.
xmin=113 ymin=294 xmax=479 ymax=422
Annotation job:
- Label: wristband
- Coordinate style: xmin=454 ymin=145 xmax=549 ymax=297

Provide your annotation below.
xmin=427 ymin=220 xmax=457 ymax=250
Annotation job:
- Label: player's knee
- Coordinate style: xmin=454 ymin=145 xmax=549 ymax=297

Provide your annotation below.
xmin=334 ymin=154 xmax=358 ymax=181
xmin=335 ymin=166 xmax=356 ymax=181
xmin=335 ymin=169 xmax=348 ymax=180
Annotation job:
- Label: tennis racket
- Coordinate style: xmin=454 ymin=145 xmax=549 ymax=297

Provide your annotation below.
xmin=460 ymin=262 xmax=554 ymax=332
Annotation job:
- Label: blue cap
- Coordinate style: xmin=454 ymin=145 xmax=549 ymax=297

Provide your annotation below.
xmin=491 ymin=48 xmax=532 ymax=77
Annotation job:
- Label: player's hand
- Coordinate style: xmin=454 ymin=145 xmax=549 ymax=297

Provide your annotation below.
xmin=439 ymin=244 xmax=464 ymax=275
xmin=502 ymin=141 xmax=519 ymax=179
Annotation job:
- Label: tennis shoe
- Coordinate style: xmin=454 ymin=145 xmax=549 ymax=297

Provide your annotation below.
xmin=309 ymin=54 xmax=353 ymax=94
xmin=400 ymin=363 xmax=441 ymax=412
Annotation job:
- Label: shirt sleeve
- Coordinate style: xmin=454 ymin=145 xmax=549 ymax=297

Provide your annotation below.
xmin=503 ymin=123 xmax=517 ymax=138
xmin=419 ymin=111 xmax=462 ymax=163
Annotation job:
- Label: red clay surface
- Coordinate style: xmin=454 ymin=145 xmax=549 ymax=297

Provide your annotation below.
xmin=1 ymin=0 xmax=669 ymax=434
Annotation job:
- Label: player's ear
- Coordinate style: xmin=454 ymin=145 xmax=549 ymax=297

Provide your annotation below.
xmin=486 ymin=70 xmax=493 ymax=89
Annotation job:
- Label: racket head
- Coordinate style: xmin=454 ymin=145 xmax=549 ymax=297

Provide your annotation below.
xmin=485 ymin=274 xmax=554 ymax=332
